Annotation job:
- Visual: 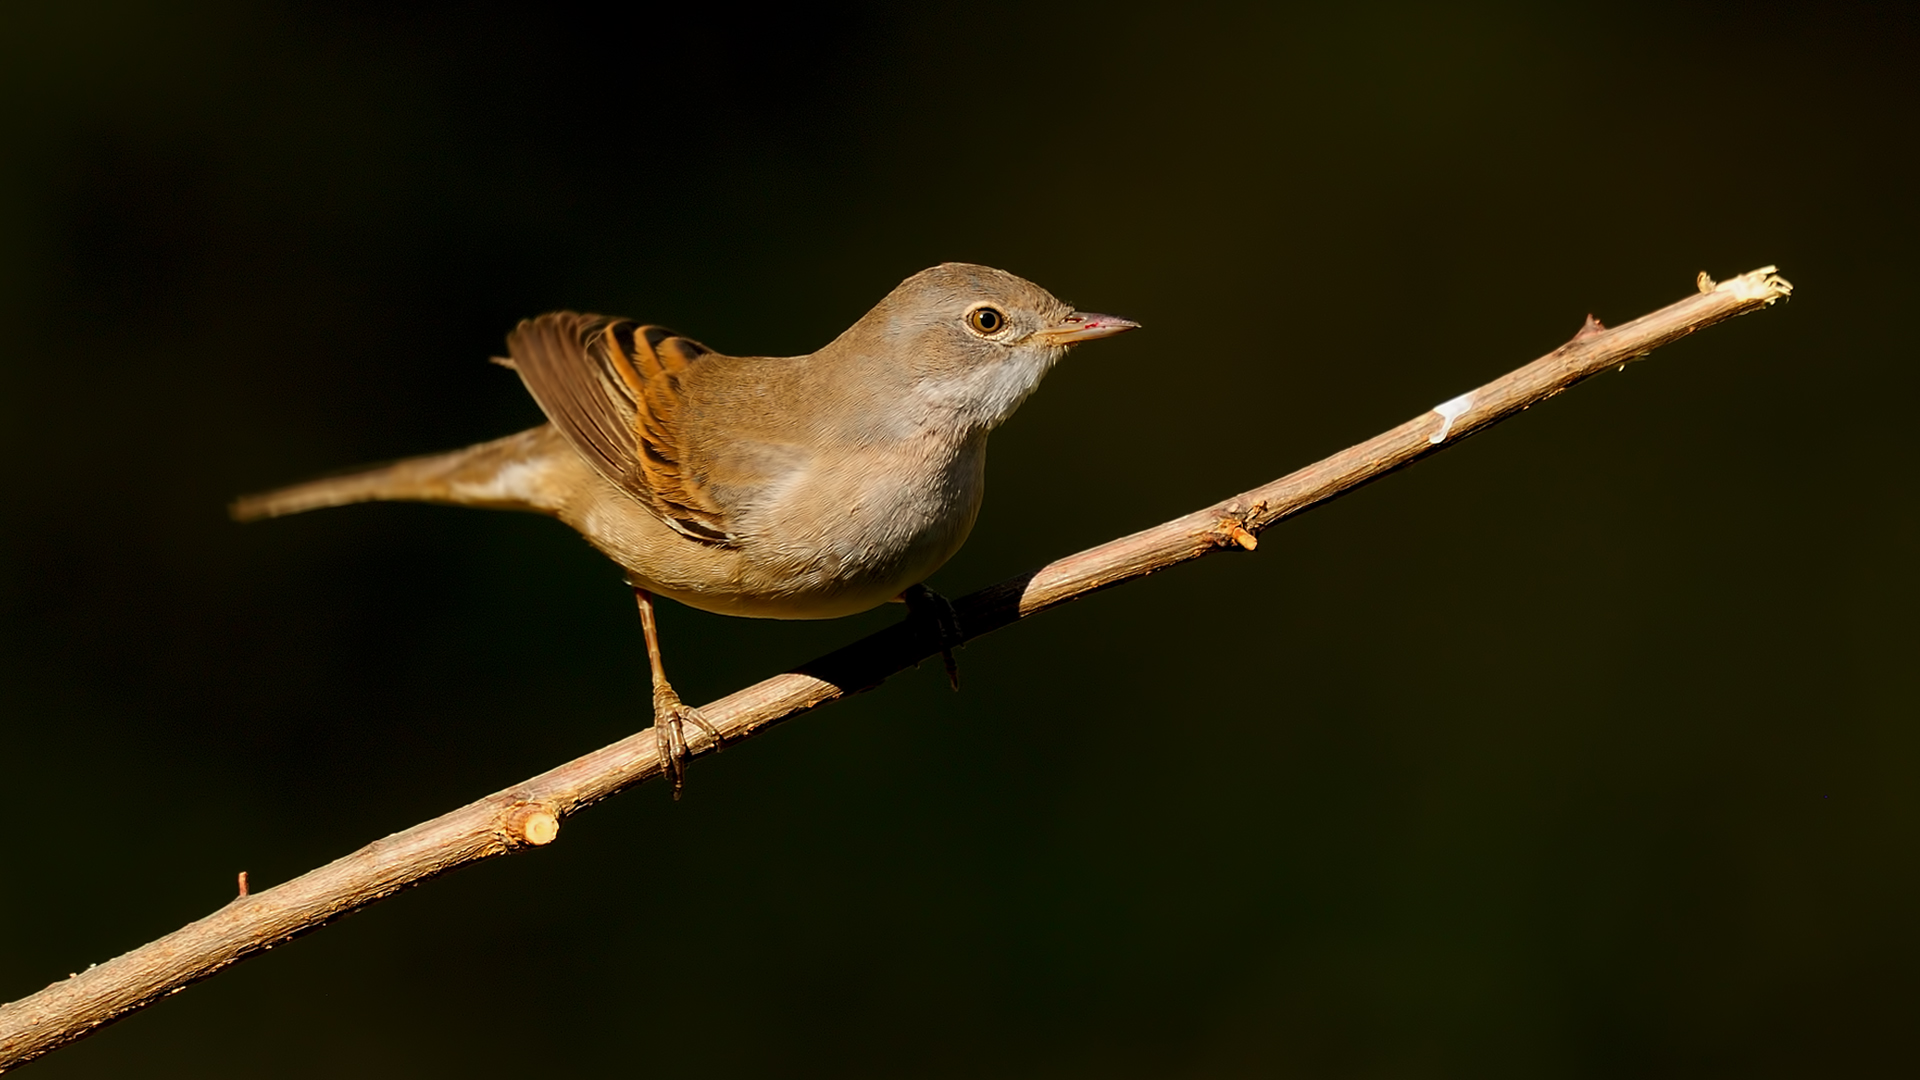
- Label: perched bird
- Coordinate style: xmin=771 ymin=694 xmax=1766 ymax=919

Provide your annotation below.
xmin=233 ymin=263 xmax=1139 ymax=794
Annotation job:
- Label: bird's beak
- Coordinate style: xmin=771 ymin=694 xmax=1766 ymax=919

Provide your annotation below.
xmin=1035 ymin=311 xmax=1141 ymax=346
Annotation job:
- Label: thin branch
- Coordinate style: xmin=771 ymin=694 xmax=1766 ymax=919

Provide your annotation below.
xmin=0 ymin=267 xmax=1793 ymax=1071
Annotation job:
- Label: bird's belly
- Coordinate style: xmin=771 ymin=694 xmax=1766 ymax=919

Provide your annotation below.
xmin=567 ymin=442 xmax=986 ymax=621
xmin=638 ymin=513 xmax=969 ymax=620
xmin=646 ymin=572 xmax=911 ymax=620
xmin=721 ymin=448 xmax=985 ymax=619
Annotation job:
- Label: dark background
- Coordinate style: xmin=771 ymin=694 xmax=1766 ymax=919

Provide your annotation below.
xmin=4 ymin=2 xmax=1915 ymax=1075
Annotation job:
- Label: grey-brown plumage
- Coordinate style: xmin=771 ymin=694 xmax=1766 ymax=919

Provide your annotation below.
xmin=233 ymin=262 xmax=1139 ymax=793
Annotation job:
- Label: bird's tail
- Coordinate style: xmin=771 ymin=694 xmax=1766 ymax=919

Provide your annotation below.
xmin=230 ymin=425 xmax=571 ymax=522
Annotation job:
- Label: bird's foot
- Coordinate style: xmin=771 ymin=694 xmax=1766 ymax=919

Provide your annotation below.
xmin=901 ymin=583 xmax=964 ymax=690
xmin=652 ymin=684 xmax=721 ymax=800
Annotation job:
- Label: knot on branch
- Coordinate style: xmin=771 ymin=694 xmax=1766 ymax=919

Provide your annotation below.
xmin=1208 ymin=503 xmax=1265 ymax=551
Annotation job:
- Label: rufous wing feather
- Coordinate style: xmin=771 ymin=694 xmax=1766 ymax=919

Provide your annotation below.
xmin=506 ymin=313 xmax=734 ymax=544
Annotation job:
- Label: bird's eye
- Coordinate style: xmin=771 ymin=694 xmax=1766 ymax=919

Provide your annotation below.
xmin=966 ymin=306 xmax=1007 ymax=335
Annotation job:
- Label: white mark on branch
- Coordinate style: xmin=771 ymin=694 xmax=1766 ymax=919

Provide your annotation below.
xmin=1715 ymin=265 xmax=1793 ymax=304
xmin=1429 ymin=392 xmax=1474 ymax=444
xmin=1701 ymin=265 xmax=1794 ymax=304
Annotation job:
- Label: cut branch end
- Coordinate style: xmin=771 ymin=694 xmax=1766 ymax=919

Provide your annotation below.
xmin=504 ymin=804 xmax=560 ymax=847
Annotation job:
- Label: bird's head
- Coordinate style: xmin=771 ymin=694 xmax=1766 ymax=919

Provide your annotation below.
xmin=833 ymin=262 xmax=1139 ymax=434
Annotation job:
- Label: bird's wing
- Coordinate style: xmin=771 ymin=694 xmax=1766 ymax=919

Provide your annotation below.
xmin=506 ymin=312 xmax=735 ymax=544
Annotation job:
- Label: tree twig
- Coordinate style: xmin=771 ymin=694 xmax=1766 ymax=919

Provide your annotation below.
xmin=0 ymin=266 xmax=1793 ymax=1071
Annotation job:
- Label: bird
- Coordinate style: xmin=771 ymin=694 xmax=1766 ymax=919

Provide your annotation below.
xmin=233 ymin=263 xmax=1139 ymax=795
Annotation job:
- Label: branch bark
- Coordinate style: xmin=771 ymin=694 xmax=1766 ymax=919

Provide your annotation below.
xmin=0 ymin=266 xmax=1793 ymax=1071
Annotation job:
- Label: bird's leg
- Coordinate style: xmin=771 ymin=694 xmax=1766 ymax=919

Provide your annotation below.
xmin=899 ymin=583 xmax=963 ymax=691
xmin=632 ymin=585 xmax=721 ymax=800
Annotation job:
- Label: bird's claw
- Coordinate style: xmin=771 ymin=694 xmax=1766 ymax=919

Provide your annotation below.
xmin=653 ymin=684 xmax=720 ymax=800
xmin=901 ymin=584 xmax=964 ymax=690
